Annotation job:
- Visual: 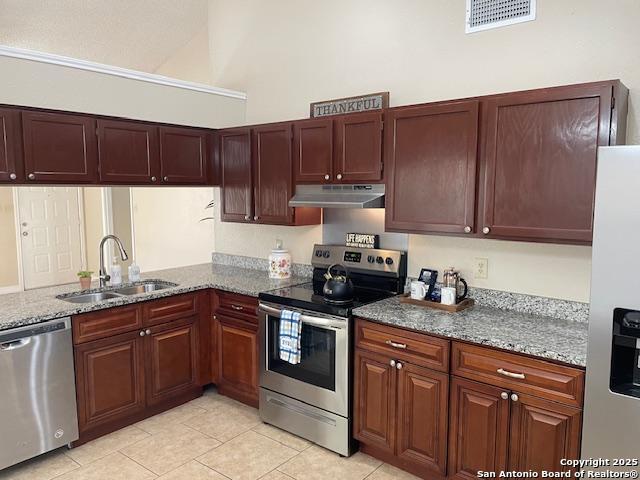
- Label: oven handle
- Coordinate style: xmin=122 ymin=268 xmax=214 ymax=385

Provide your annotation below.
xmin=258 ymin=303 xmax=346 ymax=330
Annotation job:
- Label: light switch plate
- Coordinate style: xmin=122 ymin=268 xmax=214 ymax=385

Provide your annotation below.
xmin=474 ymin=257 xmax=488 ymax=279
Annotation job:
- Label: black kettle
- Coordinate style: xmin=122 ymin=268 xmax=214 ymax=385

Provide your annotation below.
xmin=323 ymin=264 xmax=355 ymax=302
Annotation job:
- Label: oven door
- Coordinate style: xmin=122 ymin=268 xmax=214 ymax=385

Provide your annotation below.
xmin=258 ymin=302 xmax=349 ymax=417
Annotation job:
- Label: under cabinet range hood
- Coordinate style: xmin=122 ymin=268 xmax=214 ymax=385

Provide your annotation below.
xmin=289 ymin=184 xmax=385 ymax=209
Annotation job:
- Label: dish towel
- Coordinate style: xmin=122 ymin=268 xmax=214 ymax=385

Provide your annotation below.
xmin=279 ymin=309 xmax=302 ymax=365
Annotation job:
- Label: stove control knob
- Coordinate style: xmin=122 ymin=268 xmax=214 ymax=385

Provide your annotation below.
xmin=376 ymin=256 xmax=384 ymax=264
xmin=385 ymin=257 xmax=394 ymax=265
xmin=323 ymin=251 xmax=330 ymax=258
xmin=367 ymin=255 xmax=375 ymax=263
xmin=315 ymin=250 xmax=323 ymax=257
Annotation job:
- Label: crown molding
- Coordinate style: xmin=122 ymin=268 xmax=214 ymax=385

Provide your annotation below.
xmin=0 ymin=45 xmax=247 ymax=100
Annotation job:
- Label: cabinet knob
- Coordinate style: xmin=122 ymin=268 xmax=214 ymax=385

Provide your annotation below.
xmin=244 ymin=215 xmax=250 ymax=221
xmin=139 ymin=331 xmax=145 ymax=337
xmin=324 ymin=174 xmax=330 ymax=180
xmin=500 ymin=392 xmax=509 ymax=400
xmin=151 ymin=176 xmax=157 ymax=182
xmin=396 ymin=362 xmax=403 ymax=370
xmin=511 ymin=393 xmax=519 ymax=402
xmin=389 ymin=359 xmax=396 ymax=367
xmin=482 ymin=226 xmax=491 ymax=235
xmin=28 ymin=173 xmax=35 ymax=180
xmin=254 ymin=216 xmax=259 ymax=221
xmin=163 ymin=176 xmax=169 ymax=182
xmin=9 ymin=173 xmax=16 ymax=180
xmin=463 ymin=226 xmax=472 ymax=233
xmin=145 ymin=329 xmax=151 ymax=335
xmin=336 ymin=173 xmax=343 ymax=180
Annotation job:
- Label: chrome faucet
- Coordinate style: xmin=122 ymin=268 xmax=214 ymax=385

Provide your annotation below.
xmin=99 ymin=235 xmax=129 ymax=287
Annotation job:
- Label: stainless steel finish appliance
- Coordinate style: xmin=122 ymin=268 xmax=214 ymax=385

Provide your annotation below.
xmin=258 ymin=244 xmax=406 ymax=456
xmin=0 ymin=318 xmax=79 ymax=470
xmin=582 ymin=146 xmax=640 ymax=461
xmin=288 ymin=184 xmax=385 ymax=209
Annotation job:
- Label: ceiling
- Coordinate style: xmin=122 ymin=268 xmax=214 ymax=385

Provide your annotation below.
xmin=0 ymin=0 xmax=209 ymax=72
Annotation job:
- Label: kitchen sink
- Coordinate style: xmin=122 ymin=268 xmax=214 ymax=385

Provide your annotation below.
xmin=113 ymin=282 xmax=172 ymax=296
xmin=61 ymin=292 xmax=122 ymax=304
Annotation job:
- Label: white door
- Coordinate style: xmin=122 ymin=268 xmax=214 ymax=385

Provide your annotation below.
xmin=17 ymin=187 xmax=85 ymax=289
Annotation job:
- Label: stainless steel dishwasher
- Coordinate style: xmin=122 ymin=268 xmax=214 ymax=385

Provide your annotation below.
xmin=0 ymin=317 xmax=79 ymax=470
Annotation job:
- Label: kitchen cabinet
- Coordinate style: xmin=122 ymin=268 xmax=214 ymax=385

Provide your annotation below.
xmin=22 ymin=111 xmax=98 ymax=184
xmin=97 ymin=119 xmax=160 ymax=184
xmin=219 ymin=124 xmax=321 ymax=226
xmin=294 ymin=113 xmax=383 ymax=184
xmin=0 ymin=108 xmax=22 ymax=183
xmin=159 ymin=126 xmax=208 ymax=184
xmin=72 ymin=292 xmax=205 ymax=444
xmin=480 ymin=81 xmax=624 ymax=244
xmin=354 ymin=320 xmax=449 ymax=478
xmin=385 ymin=101 xmax=479 ymax=235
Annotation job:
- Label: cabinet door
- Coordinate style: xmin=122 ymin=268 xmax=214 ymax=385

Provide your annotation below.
xmin=353 ymin=349 xmax=396 ymax=454
xmin=509 ymin=393 xmax=582 ymax=473
xmin=22 ymin=111 xmax=98 ymax=183
xmin=334 ymin=112 xmax=383 ymax=183
xmin=293 ymin=118 xmax=333 ymax=183
xmin=97 ymin=119 xmax=160 ymax=184
xmin=145 ymin=317 xmax=200 ymax=406
xmin=481 ymin=83 xmax=614 ymax=243
xmin=385 ymin=101 xmax=479 ymax=235
xmin=0 ymin=108 xmax=22 ymax=183
xmin=397 ymin=363 xmax=449 ymax=477
xmin=220 ymin=128 xmax=253 ymax=222
xmin=159 ymin=126 xmax=208 ymax=184
xmin=448 ymin=377 xmax=510 ymax=480
xmin=74 ymin=331 xmax=145 ymax=433
xmin=253 ymin=123 xmax=294 ymax=224
xmin=217 ymin=317 xmax=258 ymax=406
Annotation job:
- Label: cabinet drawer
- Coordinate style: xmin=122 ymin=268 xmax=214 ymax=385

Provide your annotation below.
xmin=215 ymin=290 xmax=258 ymax=325
xmin=73 ymin=305 xmax=142 ymax=344
xmin=451 ymin=342 xmax=585 ymax=406
xmin=142 ymin=293 xmax=199 ymax=326
xmin=355 ymin=319 xmax=449 ymax=373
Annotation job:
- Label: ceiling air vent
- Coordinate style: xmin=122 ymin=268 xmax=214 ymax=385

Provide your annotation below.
xmin=466 ymin=0 xmax=536 ymax=33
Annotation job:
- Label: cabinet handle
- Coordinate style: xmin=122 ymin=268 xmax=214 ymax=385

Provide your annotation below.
xmin=324 ymin=174 xmax=330 ymax=180
xmin=231 ymin=304 xmax=244 ymax=311
xmin=336 ymin=173 xmax=343 ymax=180
xmin=145 ymin=329 xmax=151 ymax=335
xmin=151 ymin=176 xmax=157 ymax=182
xmin=396 ymin=362 xmax=403 ymax=370
xmin=28 ymin=173 xmax=35 ymax=180
xmin=385 ymin=339 xmax=407 ymax=349
xmin=464 ymin=226 xmax=472 ymax=233
xmin=511 ymin=393 xmax=519 ymax=402
xmin=497 ymin=368 xmax=525 ymax=379
xmin=9 ymin=173 xmax=16 ymax=180
xmin=163 ymin=176 xmax=169 ymax=182
xmin=389 ymin=359 xmax=396 ymax=367
xmin=139 ymin=331 xmax=145 ymax=337
xmin=482 ymin=226 xmax=491 ymax=235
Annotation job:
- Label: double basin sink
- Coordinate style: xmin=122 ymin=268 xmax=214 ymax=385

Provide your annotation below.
xmin=58 ymin=280 xmax=178 ymax=304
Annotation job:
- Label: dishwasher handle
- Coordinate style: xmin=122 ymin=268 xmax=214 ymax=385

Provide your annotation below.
xmin=0 ymin=338 xmax=31 ymax=351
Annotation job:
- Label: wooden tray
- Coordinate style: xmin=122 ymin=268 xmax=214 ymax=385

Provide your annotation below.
xmin=399 ymin=294 xmax=475 ymax=313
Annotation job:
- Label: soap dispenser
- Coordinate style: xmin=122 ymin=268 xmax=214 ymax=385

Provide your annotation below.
xmin=109 ymin=257 xmax=122 ymax=285
xmin=268 ymin=239 xmax=292 ymax=279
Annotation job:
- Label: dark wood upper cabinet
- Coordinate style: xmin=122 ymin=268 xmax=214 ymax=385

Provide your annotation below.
xmin=508 ymin=393 xmax=582 ymax=473
xmin=397 ymin=363 xmax=449 ymax=477
xmin=253 ymin=123 xmax=294 ymax=224
xmin=294 ymin=118 xmax=334 ymax=183
xmin=0 ymin=108 xmax=22 ymax=183
xmin=448 ymin=377 xmax=510 ymax=480
xmin=159 ymin=126 xmax=208 ymax=184
xmin=22 ymin=111 xmax=98 ymax=184
xmin=385 ymin=101 xmax=480 ymax=235
xmin=97 ymin=119 xmax=160 ymax=184
xmin=220 ymin=128 xmax=252 ymax=222
xmin=481 ymin=82 xmax=618 ymax=243
xmin=334 ymin=112 xmax=383 ymax=183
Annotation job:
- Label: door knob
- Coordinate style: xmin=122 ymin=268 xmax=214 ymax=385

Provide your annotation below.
xmin=511 ymin=393 xmax=519 ymax=402
xmin=9 ymin=173 xmax=16 ymax=180
xmin=500 ymin=392 xmax=509 ymax=400
xmin=22 ymin=231 xmax=28 ymax=237
xmin=28 ymin=173 xmax=35 ymax=180
xmin=482 ymin=226 xmax=491 ymax=235
xmin=396 ymin=362 xmax=403 ymax=370
xmin=324 ymin=174 xmax=330 ymax=180
xmin=389 ymin=359 xmax=396 ymax=367
xmin=336 ymin=173 xmax=343 ymax=180
xmin=464 ymin=226 xmax=472 ymax=233
xmin=21 ymin=222 xmax=27 ymax=227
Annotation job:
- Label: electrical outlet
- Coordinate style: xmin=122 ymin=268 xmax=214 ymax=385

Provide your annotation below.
xmin=474 ymin=257 xmax=488 ymax=279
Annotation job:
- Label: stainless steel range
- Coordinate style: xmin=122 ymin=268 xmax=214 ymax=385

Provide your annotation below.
xmin=258 ymin=244 xmax=406 ymax=456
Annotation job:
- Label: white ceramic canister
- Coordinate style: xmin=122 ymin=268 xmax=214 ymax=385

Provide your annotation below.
xmin=269 ymin=239 xmax=292 ymax=279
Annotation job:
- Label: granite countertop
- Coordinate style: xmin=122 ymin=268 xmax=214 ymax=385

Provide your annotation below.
xmin=0 ymin=263 xmax=309 ymax=332
xmin=352 ymin=296 xmax=588 ymax=367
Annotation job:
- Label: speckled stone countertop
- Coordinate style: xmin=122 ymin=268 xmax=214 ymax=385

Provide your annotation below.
xmin=353 ymin=296 xmax=588 ymax=367
xmin=0 ymin=263 xmax=309 ymax=332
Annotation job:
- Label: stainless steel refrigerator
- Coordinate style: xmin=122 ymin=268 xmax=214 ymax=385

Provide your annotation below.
xmin=582 ymin=146 xmax=640 ymax=461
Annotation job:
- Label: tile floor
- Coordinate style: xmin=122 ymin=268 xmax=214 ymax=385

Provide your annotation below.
xmin=0 ymin=387 xmax=419 ymax=480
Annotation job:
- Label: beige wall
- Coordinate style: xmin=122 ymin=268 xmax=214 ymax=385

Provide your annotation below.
xmin=155 ymin=26 xmax=213 ymax=85
xmin=207 ymin=0 xmax=640 ymax=302
xmin=0 ymin=187 xmax=19 ymax=288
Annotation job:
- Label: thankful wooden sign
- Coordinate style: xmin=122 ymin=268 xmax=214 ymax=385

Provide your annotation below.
xmin=345 ymin=233 xmax=379 ymax=249
xmin=310 ymin=92 xmax=389 ymax=118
